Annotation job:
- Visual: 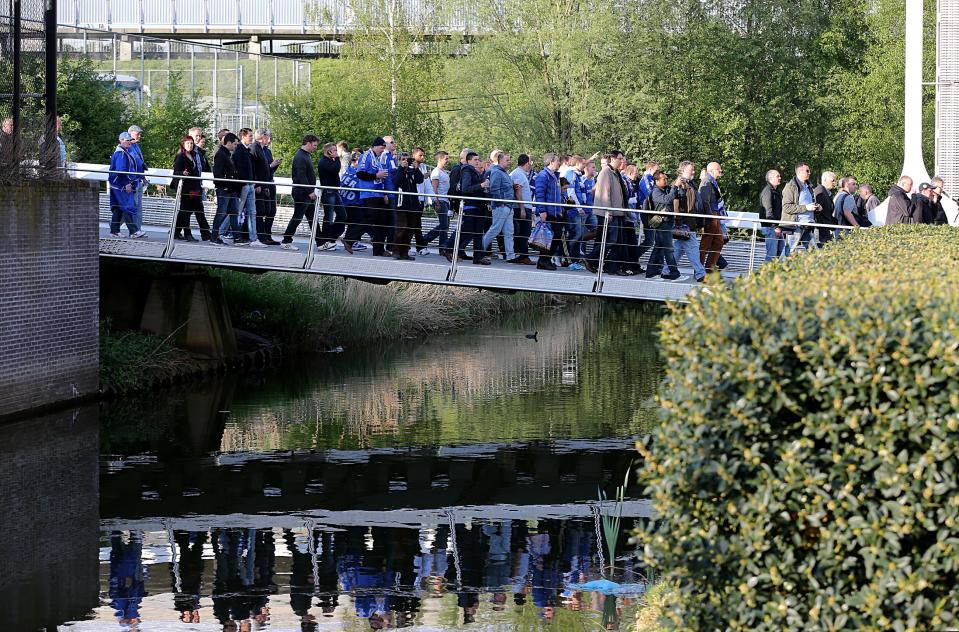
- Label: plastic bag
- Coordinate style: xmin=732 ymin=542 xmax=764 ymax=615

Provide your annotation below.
xmin=528 ymin=219 xmax=553 ymax=252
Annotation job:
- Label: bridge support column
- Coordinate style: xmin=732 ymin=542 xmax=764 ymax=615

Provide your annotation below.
xmin=247 ymin=36 xmax=262 ymax=59
xmin=138 ymin=273 xmax=238 ymax=359
xmin=117 ymin=36 xmax=133 ymax=61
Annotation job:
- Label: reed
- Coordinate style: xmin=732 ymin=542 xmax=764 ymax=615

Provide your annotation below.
xmin=214 ymin=271 xmax=565 ymax=349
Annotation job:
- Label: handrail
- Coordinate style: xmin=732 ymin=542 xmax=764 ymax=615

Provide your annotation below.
xmin=74 ymin=165 xmax=860 ymax=233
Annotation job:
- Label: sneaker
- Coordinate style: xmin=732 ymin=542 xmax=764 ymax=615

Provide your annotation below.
xmin=109 ymin=233 xmax=121 ymax=238
xmin=131 ymin=230 xmax=147 ymax=239
xmin=569 ymin=262 xmax=585 ymax=271
xmin=249 ymin=240 xmax=268 ymax=248
xmin=233 ymin=239 xmax=249 ymax=246
xmin=280 ymin=243 xmax=299 ymax=251
xmin=220 ymin=236 xmax=234 ymax=245
xmin=352 ymin=242 xmax=368 ymax=251
xmin=670 ymin=275 xmax=690 ymax=282
xmin=211 ymin=237 xmax=226 ymax=245
xmin=317 ymin=242 xmax=337 ymax=252
xmin=417 ymin=248 xmax=432 ymax=256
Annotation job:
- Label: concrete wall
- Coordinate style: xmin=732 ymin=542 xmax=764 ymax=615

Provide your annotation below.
xmin=0 ymin=406 xmax=100 ymax=628
xmin=0 ymin=180 xmax=101 ymax=418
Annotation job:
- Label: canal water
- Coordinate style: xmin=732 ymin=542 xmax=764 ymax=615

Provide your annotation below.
xmin=10 ymin=303 xmax=666 ymax=631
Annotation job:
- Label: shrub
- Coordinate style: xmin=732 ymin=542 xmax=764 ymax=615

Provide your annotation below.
xmin=639 ymin=226 xmax=959 ymax=630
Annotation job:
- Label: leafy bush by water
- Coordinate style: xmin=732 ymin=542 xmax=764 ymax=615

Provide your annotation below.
xmin=639 ymin=226 xmax=959 ymax=630
xmin=99 ymin=319 xmax=199 ymax=393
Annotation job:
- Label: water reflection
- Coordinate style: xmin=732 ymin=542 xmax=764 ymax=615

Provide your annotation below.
xmin=88 ymin=518 xmax=648 ymax=629
xmin=57 ymin=303 xmax=664 ymax=629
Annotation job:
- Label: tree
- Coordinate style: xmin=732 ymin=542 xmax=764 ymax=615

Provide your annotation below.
xmin=133 ymin=74 xmax=213 ymax=169
xmin=56 ymin=57 xmax=131 ymax=163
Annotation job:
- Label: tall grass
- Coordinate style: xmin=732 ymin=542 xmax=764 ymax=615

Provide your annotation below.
xmin=214 ymin=271 xmax=564 ymax=349
xmin=99 ymin=319 xmax=201 ymax=393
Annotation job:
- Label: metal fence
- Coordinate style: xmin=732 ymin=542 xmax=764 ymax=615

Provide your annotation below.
xmin=0 ymin=0 xmax=61 ymax=175
xmin=52 ymin=24 xmax=310 ymax=131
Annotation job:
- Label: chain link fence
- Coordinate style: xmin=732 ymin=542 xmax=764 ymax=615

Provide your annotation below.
xmin=0 ymin=0 xmax=60 ymax=179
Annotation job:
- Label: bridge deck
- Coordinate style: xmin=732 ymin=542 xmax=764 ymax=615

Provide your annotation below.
xmin=99 ymin=223 xmax=752 ymax=302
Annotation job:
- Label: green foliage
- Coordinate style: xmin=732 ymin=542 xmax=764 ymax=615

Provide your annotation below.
xmin=57 ymin=57 xmax=131 ymax=162
xmin=640 ymin=226 xmax=959 ymax=629
xmin=99 ymin=319 xmax=198 ymax=393
xmin=133 ymin=74 xmax=213 ymax=169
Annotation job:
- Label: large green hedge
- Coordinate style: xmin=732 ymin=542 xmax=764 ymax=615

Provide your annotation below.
xmin=639 ymin=226 xmax=959 ymax=630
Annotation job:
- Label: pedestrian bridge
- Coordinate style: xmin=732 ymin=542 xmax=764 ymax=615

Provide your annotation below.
xmin=77 ymin=164 xmax=805 ymax=303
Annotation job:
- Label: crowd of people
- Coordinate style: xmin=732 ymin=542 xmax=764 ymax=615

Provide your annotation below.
xmin=105 ymin=124 xmax=952 ymax=282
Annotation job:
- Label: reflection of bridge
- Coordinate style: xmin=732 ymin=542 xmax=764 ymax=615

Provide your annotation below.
xmin=101 ymin=439 xmax=641 ymax=520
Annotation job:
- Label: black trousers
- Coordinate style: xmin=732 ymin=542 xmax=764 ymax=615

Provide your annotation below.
xmin=256 ymin=188 xmax=277 ymax=241
xmin=283 ymin=194 xmax=319 ymax=245
xmin=513 ymin=208 xmax=531 ymax=256
xmin=363 ymin=196 xmax=392 ymax=255
xmin=175 ymin=192 xmax=211 ymax=239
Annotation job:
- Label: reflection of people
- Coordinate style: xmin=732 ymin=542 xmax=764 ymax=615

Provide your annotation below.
xmin=284 ymin=529 xmax=317 ymax=622
xmin=528 ymin=523 xmax=561 ymax=618
xmin=212 ymin=528 xmax=275 ymax=626
xmin=172 ymin=531 xmax=207 ymax=623
xmin=109 ymin=530 xmax=146 ymax=625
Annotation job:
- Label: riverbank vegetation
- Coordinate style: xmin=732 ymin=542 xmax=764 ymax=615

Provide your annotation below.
xmin=639 ymin=226 xmax=959 ymax=628
xmin=214 ymin=270 xmax=566 ymax=350
xmin=99 ymin=319 xmax=200 ymax=393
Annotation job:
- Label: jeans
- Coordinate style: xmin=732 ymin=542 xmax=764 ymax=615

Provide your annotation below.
xmin=318 ymin=190 xmax=348 ymax=245
xmin=482 ymin=205 xmax=515 ymax=260
xmin=110 ymin=205 xmax=139 ymax=235
xmin=785 ymin=225 xmax=816 ymax=254
xmin=762 ymin=226 xmax=787 ymax=261
xmin=212 ymin=191 xmax=239 ymax=239
xmin=645 ymin=221 xmax=679 ymax=278
xmin=238 ymin=184 xmax=257 ymax=241
xmin=673 ymin=231 xmax=707 ymax=281
xmin=565 ymin=212 xmax=586 ymax=259
xmin=133 ymin=180 xmax=145 ymax=229
xmin=635 ymin=212 xmax=657 ymax=262
xmin=422 ymin=201 xmax=451 ymax=249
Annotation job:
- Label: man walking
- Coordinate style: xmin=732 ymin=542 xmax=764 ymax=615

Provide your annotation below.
xmin=585 ymin=151 xmax=628 ymax=275
xmin=250 ymin=128 xmax=282 ymax=245
xmin=108 ymin=131 xmax=146 ymax=239
xmin=481 ymin=151 xmax=518 ymax=263
xmin=424 ymin=150 xmax=452 ymax=258
xmin=390 ymin=151 xmax=425 ymax=260
xmin=280 ymin=135 xmax=322 ymax=251
xmin=813 ymin=171 xmax=836 ymax=246
xmin=886 ymin=176 xmax=918 ymax=225
xmin=355 ymin=137 xmax=393 ymax=256
xmin=759 ymin=169 xmax=785 ymax=261
xmin=316 ymin=142 xmax=349 ymax=251
xmin=698 ymin=161 xmax=726 ymax=273
xmin=832 ymin=176 xmax=862 ymax=238
xmin=233 ymin=128 xmax=262 ymax=246
xmin=671 ymin=161 xmax=707 ymax=282
xmin=533 ymin=153 xmax=564 ymax=270
xmin=210 ymin=133 xmax=244 ymax=245
xmin=781 ymin=163 xmax=819 ymax=254
xmin=508 ymin=154 xmax=536 ymax=265
xmin=458 ymin=151 xmax=491 ymax=264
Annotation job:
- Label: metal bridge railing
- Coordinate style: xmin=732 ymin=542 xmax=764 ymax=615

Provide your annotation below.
xmin=73 ymin=165 xmax=857 ymax=297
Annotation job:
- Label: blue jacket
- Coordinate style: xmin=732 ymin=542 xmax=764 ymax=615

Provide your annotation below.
xmin=534 ymin=168 xmax=562 ymax=217
xmin=340 ymin=165 xmax=361 ymax=205
xmin=356 ymin=149 xmax=387 ymax=200
xmin=109 ymin=145 xmax=141 ymax=211
xmin=579 ymin=176 xmax=595 ymax=211
xmin=487 ymin=165 xmax=514 ymax=207
xmin=638 ymin=172 xmax=655 ymax=208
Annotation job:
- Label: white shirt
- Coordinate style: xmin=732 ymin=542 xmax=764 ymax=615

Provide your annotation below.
xmin=430 ymin=166 xmax=450 ymax=200
xmin=510 ymin=167 xmax=533 ymax=203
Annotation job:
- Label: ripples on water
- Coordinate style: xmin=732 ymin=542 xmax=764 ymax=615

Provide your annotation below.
xmin=8 ymin=302 xmax=666 ymax=630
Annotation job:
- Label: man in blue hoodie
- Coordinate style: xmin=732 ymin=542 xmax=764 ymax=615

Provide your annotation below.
xmin=533 ymin=153 xmax=563 ymax=270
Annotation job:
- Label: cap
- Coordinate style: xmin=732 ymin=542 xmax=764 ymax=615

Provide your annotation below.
xmin=118 ymin=131 xmax=133 ymax=141
xmin=371 ymin=136 xmax=386 ymax=148
xmin=919 ymin=182 xmax=934 ymax=192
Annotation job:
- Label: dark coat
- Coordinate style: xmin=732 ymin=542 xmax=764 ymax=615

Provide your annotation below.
xmin=291 ymin=147 xmax=317 ymax=201
xmin=458 ymin=164 xmax=486 ymax=209
xmin=232 ymin=142 xmax=255 ymax=181
xmin=212 ymin=145 xmax=242 ymax=195
xmin=813 ymin=184 xmax=835 ymax=226
xmin=172 ymin=151 xmax=202 ymax=196
xmin=250 ymin=142 xmax=276 ymax=198
xmin=392 ymin=165 xmax=425 ymax=211
xmin=886 ymin=185 xmax=920 ymax=225
xmin=317 ymin=155 xmax=341 ymax=189
xmin=759 ymin=183 xmax=783 ymax=222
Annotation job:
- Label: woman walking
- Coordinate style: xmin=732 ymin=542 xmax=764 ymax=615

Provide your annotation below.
xmin=172 ymin=135 xmax=211 ymax=241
